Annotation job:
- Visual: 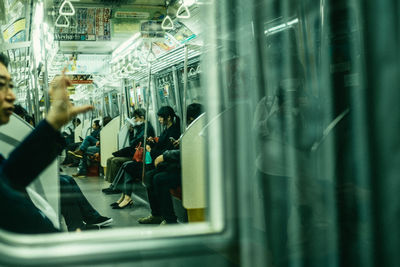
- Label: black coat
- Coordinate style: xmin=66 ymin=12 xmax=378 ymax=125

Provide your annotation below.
xmin=113 ymin=122 xmax=155 ymax=158
xmin=0 ymin=120 xmax=65 ymax=234
xmin=150 ymin=123 xmax=181 ymax=160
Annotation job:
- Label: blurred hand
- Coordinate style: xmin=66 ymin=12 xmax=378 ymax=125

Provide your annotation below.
xmin=146 ymin=145 xmax=151 ymax=152
xmin=147 ymin=136 xmax=154 ymax=143
xmin=46 ymin=73 xmax=93 ymax=130
xmin=173 ymin=139 xmax=180 ymax=148
xmin=96 ymin=141 xmax=100 ymax=146
xmin=154 ymin=155 xmax=164 ymax=168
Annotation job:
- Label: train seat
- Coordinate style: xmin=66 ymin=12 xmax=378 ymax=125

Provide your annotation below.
xmin=100 ymin=116 xmax=120 ymax=168
xmin=181 ymin=114 xmax=206 ymax=222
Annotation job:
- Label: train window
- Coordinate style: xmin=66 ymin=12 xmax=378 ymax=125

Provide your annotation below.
xmin=2 ymin=0 xmax=400 ymax=266
xmin=0 ymin=0 xmax=227 ymax=265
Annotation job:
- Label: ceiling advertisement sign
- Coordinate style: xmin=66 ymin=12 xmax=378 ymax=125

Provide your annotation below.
xmin=114 ymin=11 xmax=150 ymax=20
xmin=2 ymin=18 xmax=26 ymax=43
xmin=54 ymin=7 xmax=111 ymax=41
xmin=62 ymin=54 xmax=111 ymax=75
xmin=68 ymin=74 xmax=94 ymax=84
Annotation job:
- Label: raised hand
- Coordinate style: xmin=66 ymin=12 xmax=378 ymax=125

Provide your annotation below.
xmin=46 ymin=73 xmax=93 ymax=130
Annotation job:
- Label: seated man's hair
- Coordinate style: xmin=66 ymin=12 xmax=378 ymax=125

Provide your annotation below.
xmin=103 ymin=116 xmax=112 ymax=126
xmin=133 ymin=108 xmax=146 ymax=118
xmin=187 ymin=103 xmax=203 ymax=122
xmin=0 ymin=53 xmax=10 ymax=67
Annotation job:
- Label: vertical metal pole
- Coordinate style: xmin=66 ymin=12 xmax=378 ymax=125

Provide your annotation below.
xmin=25 ymin=47 xmax=33 ymax=115
xmin=25 ymin=80 xmax=33 ymax=115
xmin=182 ymin=45 xmax=189 ymax=128
xmin=101 ymin=87 xmax=106 ymax=117
xmin=119 ymin=79 xmax=125 ymax=130
xmin=124 ymin=79 xmax=132 ymax=119
xmin=31 ymin=49 xmax=41 ymax=125
xmin=41 ymin=23 xmax=51 ymax=113
xmin=172 ymin=66 xmax=183 ymax=129
xmin=142 ymin=64 xmax=152 ymax=184
xmin=107 ymin=91 xmax=113 ymax=117
xmin=150 ymin=75 xmax=159 ymax=135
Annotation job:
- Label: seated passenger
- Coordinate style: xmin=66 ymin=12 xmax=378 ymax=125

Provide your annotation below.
xmin=61 ymin=118 xmax=81 ymax=166
xmin=0 ymin=53 xmax=93 ymax=233
xmin=69 ymin=119 xmax=102 ymax=158
xmin=62 ymin=117 xmax=81 ymax=146
xmin=71 ymin=117 xmax=111 ymax=177
xmin=109 ymin=106 xmax=181 ymax=209
xmin=138 ymin=103 xmax=203 ymax=224
xmin=103 ymin=108 xmax=155 ymax=187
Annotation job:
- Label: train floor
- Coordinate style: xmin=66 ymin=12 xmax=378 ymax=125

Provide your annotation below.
xmin=60 ymin=165 xmax=153 ymax=230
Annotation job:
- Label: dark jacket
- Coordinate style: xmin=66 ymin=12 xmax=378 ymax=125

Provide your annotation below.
xmin=0 ymin=120 xmax=65 ymax=234
xmin=90 ymin=128 xmax=101 ymax=140
xmin=150 ymin=123 xmax=181 ymax=160
xmin=113 ymin=122 xmax=155 ymax=158
xmin=158 ymin=149 xmax=181 ymax=173
xmin=129 ymin=122 xmax=155 ymax=148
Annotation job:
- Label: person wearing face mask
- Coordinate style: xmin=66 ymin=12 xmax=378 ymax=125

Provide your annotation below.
xmin=102 ymin=109 xmax=155 ymax=192
xmin=109 ymin=106 xmax=181 ymax=209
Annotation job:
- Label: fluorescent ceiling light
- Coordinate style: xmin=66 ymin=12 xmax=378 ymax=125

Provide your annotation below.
xmin=112 ymin=32 xmax=141 ymax=61
xmin=264 ymin=18 xmax=299 ymax=34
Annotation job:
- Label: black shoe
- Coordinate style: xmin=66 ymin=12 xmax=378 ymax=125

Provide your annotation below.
xmin=102 ymin=187 xmax=122 ymax=194
xmin=61 ymin=161 xmax=71 ymax=166
xmin=85 ymin=216 xmax=113 ymax=227
xmin=112 ymin=200 xmax=133 ymax=209
xmin=110 ymin=202 xmax=119 ymax=207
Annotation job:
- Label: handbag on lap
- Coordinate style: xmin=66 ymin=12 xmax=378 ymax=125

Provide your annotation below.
xmin=133 ymin=142 xmax=144 ymax=162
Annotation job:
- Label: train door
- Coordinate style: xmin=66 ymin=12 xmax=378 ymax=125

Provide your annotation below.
xmin=154 ymin=70 xmax=180 ymax=115
xmin=176 ymin=58 xmax=203 ymax=124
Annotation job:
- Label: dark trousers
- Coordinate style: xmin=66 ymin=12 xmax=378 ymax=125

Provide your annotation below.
xmin=123 ymin=161 xmax=144 ymax=196
xmin=106 ymin=156 xmax=131 ymax=182
xmin=147 ymin=170 xmax=181 ymax=223
xmin=63 ymin=142 xmax=81 ymax=164
xmin=59 ymin=174 xmax=100 ymax=231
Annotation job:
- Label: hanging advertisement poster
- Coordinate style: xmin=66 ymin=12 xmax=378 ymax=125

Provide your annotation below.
xmin=163 ymin=83 xmax=170 ymax=97
xmin=95 ymin=8 xmax=111 ymax=41
xmin=67 ymin=74 xmax=94 ymax=84
xmin=130 ymin=87 xmax=135 ymax=107
xmin=169 ymin=21 xmax=196 ymax=44
xmin=2 ymin=18 xmax=26 ymax=43
xmin=136 ymin=86 xmax=143 ymax=104
xmin=55 ymin=7 xmax=111 ymax=41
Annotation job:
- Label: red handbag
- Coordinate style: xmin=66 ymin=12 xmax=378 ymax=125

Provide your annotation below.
xmin=133 ymin=142 xmax=144 ymax=162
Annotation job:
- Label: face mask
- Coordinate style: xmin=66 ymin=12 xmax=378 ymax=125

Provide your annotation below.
xmin=135 ymin=121 xmax=144 ymax=126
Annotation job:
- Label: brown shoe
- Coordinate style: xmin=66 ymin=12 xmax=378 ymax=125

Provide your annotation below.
xmin=72 ymin=173 xmax=86 ymax=178
xmin=138 ymin=215 xmax=163 ymax=224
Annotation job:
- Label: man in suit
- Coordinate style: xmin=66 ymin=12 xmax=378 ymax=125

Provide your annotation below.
xmin=0 ymin=52 xmax=92 ymax=233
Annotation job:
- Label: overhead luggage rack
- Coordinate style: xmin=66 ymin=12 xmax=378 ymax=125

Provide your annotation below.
xmin=130 ymin=44 xmax=202 ymax=81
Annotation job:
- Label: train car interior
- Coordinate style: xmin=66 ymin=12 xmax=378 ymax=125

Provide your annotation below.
xmin=1 ymin=0 xmax=400 ymax=266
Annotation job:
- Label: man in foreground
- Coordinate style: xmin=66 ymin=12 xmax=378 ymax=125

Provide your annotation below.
xmin=0 ymin=53 xmax=92 ymax=233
